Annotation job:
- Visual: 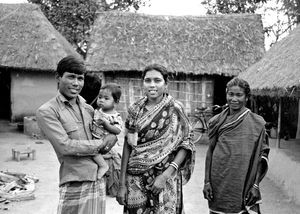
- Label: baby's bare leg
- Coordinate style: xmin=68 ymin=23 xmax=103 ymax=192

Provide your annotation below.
xmin=94 ymin=154 xmax=109 ymax=179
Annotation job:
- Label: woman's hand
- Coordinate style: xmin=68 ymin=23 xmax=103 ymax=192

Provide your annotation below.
xmin=203 ymin=182 xmax=213 ymax=201
xmin=150 ymin=174 xmax=168 ymax=195
xmin=116 ymin=185 xmax=127 ymax=205
xmin=245 ymin=186 xmax=260 ymax=206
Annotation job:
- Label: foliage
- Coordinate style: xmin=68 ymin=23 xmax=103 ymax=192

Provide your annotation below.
xmin=201 ymin=0 xmax=300 ymax=49
xmin=281 ymin=0 xmax=300 ymax=23
xmin=28 ymin=0 xmax=148 ymax=57
xmin=201 ymin=0 xmax=267 ymax=14
xmin=259 ymin=0 xmax=300 ymax=47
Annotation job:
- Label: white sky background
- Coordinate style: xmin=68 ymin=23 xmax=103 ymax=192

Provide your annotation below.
xmin=0 ymin=0 xmax=27 ymax=2
xmin=0 ymin=0 xmax=288 ymax=50
xmin=138 ymin=0 xmax=206 ymax=16
xmin=0 ymin=0 xmax=205 ymax=16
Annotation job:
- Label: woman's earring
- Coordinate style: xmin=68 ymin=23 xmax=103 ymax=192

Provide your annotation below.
xmin=164 ymin=87 xmax=169 ymax=95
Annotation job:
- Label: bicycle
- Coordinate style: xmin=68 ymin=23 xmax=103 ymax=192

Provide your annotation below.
xmin=189 ymin=104 xmax=228 ymax=144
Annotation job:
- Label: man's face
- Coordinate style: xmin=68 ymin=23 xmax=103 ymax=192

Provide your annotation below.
xmin=57 ymin=72 xmax=84 ymax=101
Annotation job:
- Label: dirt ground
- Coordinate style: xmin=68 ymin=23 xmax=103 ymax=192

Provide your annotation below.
xmin=0 ymin=122 xmax=204 ymax=214
xmin=1 ymin=121 xmax=300 ymax=214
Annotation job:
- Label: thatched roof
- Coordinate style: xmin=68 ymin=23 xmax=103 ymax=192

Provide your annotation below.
xmin=0 ymin=3 xmax=80 ymax=71
xmin=86 ymin=12 xmax=264 ymax=76
xmin=239 ymin=24 xmax=300 ymax=97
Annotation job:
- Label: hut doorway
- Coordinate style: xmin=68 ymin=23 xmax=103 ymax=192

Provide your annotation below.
xmin=213 ymin=75 xmax=232 ymax=106
xmin=0 ymin=69 xmax=11 ymax=120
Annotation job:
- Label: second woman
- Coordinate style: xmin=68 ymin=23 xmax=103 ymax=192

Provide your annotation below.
xmin=116 ymin=64 xmax=195 ymax=214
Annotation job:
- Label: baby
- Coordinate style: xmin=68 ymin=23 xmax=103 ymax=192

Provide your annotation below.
xmin=91 ymin=83 xmax=123 ymax=179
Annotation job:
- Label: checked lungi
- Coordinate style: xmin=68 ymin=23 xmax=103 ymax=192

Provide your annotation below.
xmin=57 ymin=178 xmax=106 ymax=214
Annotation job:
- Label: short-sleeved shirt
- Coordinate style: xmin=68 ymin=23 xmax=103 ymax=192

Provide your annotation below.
xmin=92 ymin=109 xmax=123 ymax=139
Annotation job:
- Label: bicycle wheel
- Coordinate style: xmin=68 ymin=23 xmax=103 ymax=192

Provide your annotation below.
xmin=190 ymin=117 xmax=205 ymax=144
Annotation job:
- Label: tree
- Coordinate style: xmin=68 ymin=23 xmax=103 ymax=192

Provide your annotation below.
xmin=29 ymin=0 xmax=148 ymax=57
xmin=202 ymin=0 xmax=267 ymax=14
xmin=282 ymin=0 xmax=300 ymax=23
xmin=201 ymin=0 xmax=299 ymax=49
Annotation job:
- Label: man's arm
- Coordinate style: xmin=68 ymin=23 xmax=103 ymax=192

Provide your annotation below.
xmin=37 ymin=107 xmax=116 ymax=156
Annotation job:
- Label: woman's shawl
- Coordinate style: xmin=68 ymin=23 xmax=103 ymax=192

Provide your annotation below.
xmin=208 ymin=108 xmax=270 ymax=213
xmin=125 ymin=95 xmax=195 ymax=184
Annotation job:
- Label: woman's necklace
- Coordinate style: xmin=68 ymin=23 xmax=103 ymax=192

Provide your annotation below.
xmin=145 ymin=103 xmax=156 ymax=111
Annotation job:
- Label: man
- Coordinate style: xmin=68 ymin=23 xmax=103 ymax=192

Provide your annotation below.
xmin=36 ymin=55 xmax=117 ymax=214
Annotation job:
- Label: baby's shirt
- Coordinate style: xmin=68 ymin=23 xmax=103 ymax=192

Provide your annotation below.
xmin=93 ymin=109 xmax=123 ymax=155
xmin=93 ymin=108 xmax=123 ymax=135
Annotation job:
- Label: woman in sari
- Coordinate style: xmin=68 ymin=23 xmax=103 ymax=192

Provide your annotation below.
xmin=203 ymin=77 xmax=270 ymax=214
xmin=116 ymin=64 xmax=195 ymax=214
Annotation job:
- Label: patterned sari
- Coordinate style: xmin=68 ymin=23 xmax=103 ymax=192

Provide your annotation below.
xmin=208 ymin=108 xmax=270 ymax=214
xmin=124 ymin=95 xmax=195 ymax=214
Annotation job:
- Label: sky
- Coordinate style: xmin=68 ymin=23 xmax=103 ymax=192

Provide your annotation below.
xmin=0 ymin=0 xmax=207 ymax=16
xmin=0 ymin=0 xmax=26 ymax=2
xmin=138 ymin=0 xmax=206 ymax=16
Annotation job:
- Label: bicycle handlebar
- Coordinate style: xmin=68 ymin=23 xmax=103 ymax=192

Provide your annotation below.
xmin=195 ymin=104 xmax=228 ymax=113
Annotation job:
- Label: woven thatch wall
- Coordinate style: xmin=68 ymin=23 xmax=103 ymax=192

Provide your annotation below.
xmin=0 ymin=3 xmax=80 ymax=71
xmin=239 ymin=24 xmax=300 ymax=97
xmin=104 ymin=72 xmax=214 ymax=119
xmin=86 ymin=12 xmax=265 ymax=76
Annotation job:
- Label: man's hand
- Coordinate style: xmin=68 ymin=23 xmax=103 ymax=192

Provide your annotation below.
xmin=100 ymin=134 xmax=117 ymax=154
xmin=203 ymin=182 xmax=213 ymax=201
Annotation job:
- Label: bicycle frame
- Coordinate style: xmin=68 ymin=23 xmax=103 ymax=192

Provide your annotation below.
xmin=189 ymin=108 xmax=210 ymax=144
xmin=190 ymin=104 xmax=228 ymax=144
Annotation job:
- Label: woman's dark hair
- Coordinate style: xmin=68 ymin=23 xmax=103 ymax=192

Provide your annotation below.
xmin=56 ymin=55 xmax=86 ymax=77
xmin=101 ymin=83 xmax=122 ymax=103
xmin=142 ymin=64 xmax=169 ymax=83
xmin=226 ymin=77 xmax=251 ymax=98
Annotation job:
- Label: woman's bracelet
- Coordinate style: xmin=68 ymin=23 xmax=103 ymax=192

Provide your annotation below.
xmin=169 ymin=161 xmax=179 ymax=171
xmin=204 ymin=181 xmax=210 ymax=186
xmin=253 ymin=183 xmax=259 ymax=190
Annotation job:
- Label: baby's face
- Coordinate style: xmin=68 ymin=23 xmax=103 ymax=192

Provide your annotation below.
xmin=97 ymin=89 xmax=115 ymax=111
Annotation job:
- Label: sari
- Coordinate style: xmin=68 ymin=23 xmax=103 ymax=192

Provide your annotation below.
xmin=124 ymin=95 xmax=195 ymax=214
xmin=208 ymin=107 xmax=270 ymax=214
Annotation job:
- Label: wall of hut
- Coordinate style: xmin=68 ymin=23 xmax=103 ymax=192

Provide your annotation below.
xmin=10 ymin=70 xmax=56 ymax=122
xmin=102 ymin=71 xmax=216 ymax=120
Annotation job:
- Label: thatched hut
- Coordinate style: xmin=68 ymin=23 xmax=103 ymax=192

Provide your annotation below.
xmin=86 ymin=12 xmax=265 ymax=117
xmin=239 ymin=24 xmax=300 ymax=141
xmin=0 ymin=3 xmax=81 ymax=122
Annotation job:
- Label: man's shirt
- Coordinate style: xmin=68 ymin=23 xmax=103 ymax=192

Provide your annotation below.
xmin=37 ymin=92 xmax=104 ymax=185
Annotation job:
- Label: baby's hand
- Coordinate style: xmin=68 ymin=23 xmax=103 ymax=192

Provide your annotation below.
xmin=95 ymin=118 xmax=104 ymax=125
xmin=100 ymin=118 xmax=110 ymax=126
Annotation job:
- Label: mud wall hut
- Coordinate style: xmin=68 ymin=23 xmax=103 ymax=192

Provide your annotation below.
xmin=0 ymin=3 xmax=81 ymax=122
xmin=239 ymin=24 xmax=300 ymax=140
xmin=86 ymin=12 xmax=265 ymax=118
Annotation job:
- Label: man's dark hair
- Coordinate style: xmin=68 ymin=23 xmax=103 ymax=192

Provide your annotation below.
xmin=56 ymin=55 xmax=86 ymax=77
xmin=101 ymin=83 xmax=122 ymax=103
